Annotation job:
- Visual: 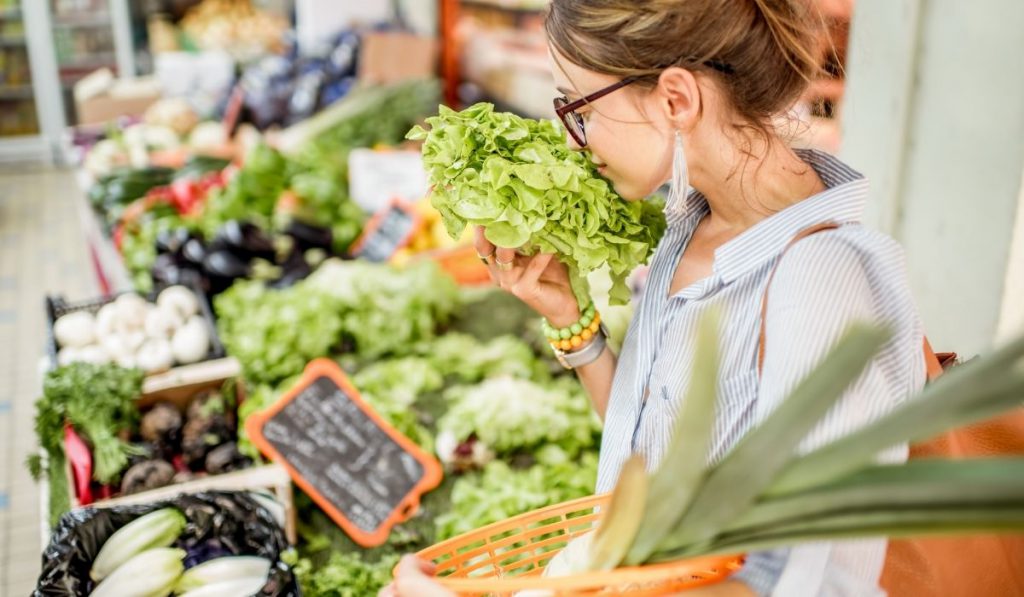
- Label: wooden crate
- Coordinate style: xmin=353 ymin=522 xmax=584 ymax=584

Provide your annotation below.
xmin=64 ymin=356 xmax=297 ymax=543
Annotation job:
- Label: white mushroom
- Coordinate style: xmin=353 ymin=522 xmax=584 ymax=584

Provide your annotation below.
xmin=101 ymin=334 xmax=134 ymax=364
xmin=135 ymin=338 xmax=174 ymax=374
xmin=95 ymin=303 xmax=121 ymax=338
xmin=171 ymin=317 xmax=210 ymax=365
xmin=114 ymin=293 xmax=149 ymax=333
xmin=113 ymin=353 xmax=137 ymax=369
xmin=122 ymin=329 xmax=147 ymax=351
xmin=77 ymin=344 xmax=111 ymax=365
xmin=157 ymin=285 xmax=200 ymax=320
xmin=54 ymin=311 xmax=96 ymax=348
xmin=57 ymin=346 xmax=82 ymax=366
xmin=144 ymin=305 xmax=184 ymax=339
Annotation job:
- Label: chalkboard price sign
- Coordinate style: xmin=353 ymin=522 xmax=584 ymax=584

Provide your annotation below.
xmin=246 ymin=359 xmax=443 ymax=547
xmin=350 ymin=200 xmax=420 ymax=262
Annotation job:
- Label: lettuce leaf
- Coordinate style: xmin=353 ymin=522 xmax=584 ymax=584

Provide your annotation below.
xmin=408 ymin=103 xmax=666 ymax=306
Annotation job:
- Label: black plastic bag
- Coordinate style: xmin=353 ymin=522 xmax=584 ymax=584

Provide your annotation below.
xmin=35 ymin=491 xmax=299 ymax=596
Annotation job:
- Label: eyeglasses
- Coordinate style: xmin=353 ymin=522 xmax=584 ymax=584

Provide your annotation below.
xmin=552 ymin=60 xmax=735 ymax=148
xmin=553 ymin=76 xmax=637 ymax=147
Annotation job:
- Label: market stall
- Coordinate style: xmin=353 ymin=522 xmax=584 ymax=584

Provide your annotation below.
xmin=22 ymin=2 xmax=1024 ymax=596
xmin=27 ymin=3 xmax=618 ymax=587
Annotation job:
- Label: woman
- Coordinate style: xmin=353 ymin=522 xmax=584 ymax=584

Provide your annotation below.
xmin=384 ymin=0 xmax=926 ymax=594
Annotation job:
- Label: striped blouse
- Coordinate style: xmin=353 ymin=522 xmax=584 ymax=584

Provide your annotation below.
xmin=594 ymin=150 xmax=927 ymax=596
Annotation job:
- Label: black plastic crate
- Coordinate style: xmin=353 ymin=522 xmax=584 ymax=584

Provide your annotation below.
xmin=45 ymin=274 xmax=225 ymax=371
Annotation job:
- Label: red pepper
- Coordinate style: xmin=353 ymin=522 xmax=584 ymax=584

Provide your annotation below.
xmin=170 ymin=178 xmax=199 ymax=215
xmin=64 ymin=424 xmax=94 ymax=505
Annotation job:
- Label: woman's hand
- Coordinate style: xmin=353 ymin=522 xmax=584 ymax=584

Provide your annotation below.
xmin=378 ymin=556 xmax=455 ymax=597
xmin=475 ymin=226 xmax=581 ymax=327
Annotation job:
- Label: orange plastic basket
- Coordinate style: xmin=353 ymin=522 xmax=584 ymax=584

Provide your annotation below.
xmin=413 ymin=494 xmax=743 ymax=596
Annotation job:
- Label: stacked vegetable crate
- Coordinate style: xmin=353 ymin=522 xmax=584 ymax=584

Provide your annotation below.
xmin=60 ymin=359 xmax=297 ymax=544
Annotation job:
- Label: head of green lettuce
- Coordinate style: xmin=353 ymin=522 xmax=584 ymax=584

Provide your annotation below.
xmin=408 ymin=103 xmax=666 ymax=307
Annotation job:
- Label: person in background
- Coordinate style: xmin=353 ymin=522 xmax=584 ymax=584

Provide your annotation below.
xmin=384 ymin=0 xmax=927 ymax=594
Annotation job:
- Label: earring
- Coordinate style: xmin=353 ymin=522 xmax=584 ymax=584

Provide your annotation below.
xmin=665 ymin=131 xmax=690 ymax=217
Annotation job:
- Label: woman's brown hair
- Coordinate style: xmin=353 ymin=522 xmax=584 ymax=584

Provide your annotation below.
xmin=545 ymin=0 xmax=823 ymax=134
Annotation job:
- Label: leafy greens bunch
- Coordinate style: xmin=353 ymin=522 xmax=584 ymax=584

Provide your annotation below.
xmin=27 ymin=363 xmax=145 ymax=525
xmin=408 ymin=103 xmax=666 ymax=306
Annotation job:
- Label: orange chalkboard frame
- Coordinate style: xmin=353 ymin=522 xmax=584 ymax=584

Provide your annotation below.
xmin=348 ymin=199 xmax=421 ymax=260
xmin=245 ymin=358 xmax=444 ymax=547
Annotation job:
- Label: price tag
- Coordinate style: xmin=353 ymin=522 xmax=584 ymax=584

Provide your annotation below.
xmin=246 ymin=359 xmax=443 ymax=547
xmin=348 ymin=148 xmax=429 ymax=213
xmin=350 ymin=201 xmax=420 ymax=262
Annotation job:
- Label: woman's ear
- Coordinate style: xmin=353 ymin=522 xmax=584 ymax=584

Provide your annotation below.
xmin=656 ymin=67 xmax=701 ymax=130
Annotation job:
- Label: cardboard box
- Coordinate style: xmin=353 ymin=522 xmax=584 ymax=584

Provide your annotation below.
xmin=74 ymin=69 xmax=163 ymax=125
xmin=358 ymin=32 xmax=438 ymax=85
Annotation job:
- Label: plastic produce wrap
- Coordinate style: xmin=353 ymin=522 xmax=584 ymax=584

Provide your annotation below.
xmin=34 ymin=491 xmax=297 ymax=596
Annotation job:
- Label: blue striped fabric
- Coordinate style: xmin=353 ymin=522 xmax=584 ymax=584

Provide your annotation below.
xmin=595 ymin=150 xmax=926 ymax=596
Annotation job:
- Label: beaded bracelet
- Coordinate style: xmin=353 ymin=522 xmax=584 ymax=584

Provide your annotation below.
xmin=543 ymin=303 xmax=601 ymax=352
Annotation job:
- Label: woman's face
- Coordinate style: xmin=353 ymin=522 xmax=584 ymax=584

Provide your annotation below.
xmin=549 ymin=47 xmax=674 ymax=200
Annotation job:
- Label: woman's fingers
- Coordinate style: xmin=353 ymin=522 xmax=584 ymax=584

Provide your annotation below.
xmin=398 ymin=554 xmax=437 ymax=576
xmin=494 ymin=246 xmax=517 ymax=268
xmin=493 ymin=247 xmax=523 ymax=287
xmin=389 ymin=556 xmax=451 ymax=597
xmin=515 ymin=253 xmax=554 ymax=292
xmin=474 ymin=226 xmax=495 ymax=261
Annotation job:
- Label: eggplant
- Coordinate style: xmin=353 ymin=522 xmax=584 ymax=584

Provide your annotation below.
xmin=155 ymin=228 xmax=192 ymax=256
xmin=182 ymin=238 xmax=208 ymax=267
xmin=202 ymin=251 xmax=250 ymax=279
xmin=120 ymin=459 xmax=176 ymax=495
xmin=219 ymin=221 xmax=275 ymax=260
xmin=284 ymin=220 xmax=333 ymax=252
xmin=269 ymin=248 xmax=312 ymax=289
xmin=151 ymin=253 xmax=186 ymax=286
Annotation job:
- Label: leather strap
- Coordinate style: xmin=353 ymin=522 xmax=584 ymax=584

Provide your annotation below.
xmin=757 ymin=222 xmax=953 ymax=380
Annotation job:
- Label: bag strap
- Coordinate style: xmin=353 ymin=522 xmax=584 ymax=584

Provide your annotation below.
xmin=757 ymin=222 xmax=841 ymax=375
xmin=757 ymin=222 xmax=951 ymax=380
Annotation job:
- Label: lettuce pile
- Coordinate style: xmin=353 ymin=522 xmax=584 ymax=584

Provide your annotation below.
xmin=408 ymin=103 xmax=666 ymax=306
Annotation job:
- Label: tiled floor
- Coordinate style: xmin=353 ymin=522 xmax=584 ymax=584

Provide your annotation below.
xmin=0 ymin=166 xmax=97 ymax=595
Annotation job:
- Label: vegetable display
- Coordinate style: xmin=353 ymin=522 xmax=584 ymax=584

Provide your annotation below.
xmin=116 ymin=81 xmax=439 ymax=295
xmin=408 ymin=103 xmax=667 ymax=306
xmin=58 ymin=77 xmax=667 ymax=596
xmin=215 ymin=259 xmax=459 ymax=385
xmin=213 ymin=273 xmax=601 ymax=594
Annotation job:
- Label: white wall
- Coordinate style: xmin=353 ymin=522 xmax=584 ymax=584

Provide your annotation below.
xmin=842 ymin=0 xmax=1024 ymax=356
xmin=997 ymin=171 xmax=1024 ymax=344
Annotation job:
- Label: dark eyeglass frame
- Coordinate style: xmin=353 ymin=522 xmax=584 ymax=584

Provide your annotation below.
xmin=553 ymin=60 xmax=735 ymax=147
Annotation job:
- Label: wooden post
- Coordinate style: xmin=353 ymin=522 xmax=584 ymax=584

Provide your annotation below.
xmin=439 ymin=0 xmax=460 ymax=107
